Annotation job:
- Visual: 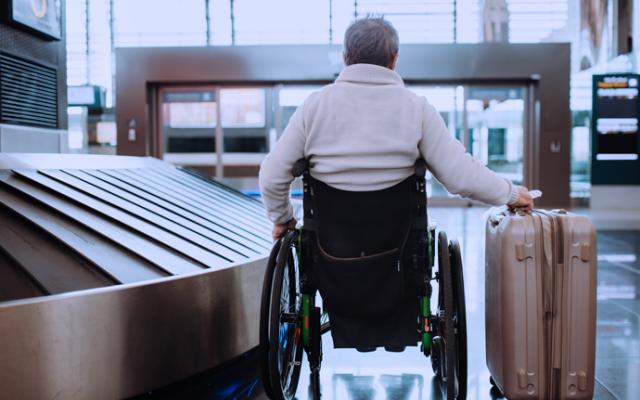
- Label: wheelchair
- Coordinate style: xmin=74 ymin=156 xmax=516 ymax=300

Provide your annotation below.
xmin=260 ymin=159 xmax=467 ymax=400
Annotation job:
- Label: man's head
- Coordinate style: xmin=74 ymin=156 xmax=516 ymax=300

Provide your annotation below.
xmin=343 ymin=18 xmax=399 ymax=69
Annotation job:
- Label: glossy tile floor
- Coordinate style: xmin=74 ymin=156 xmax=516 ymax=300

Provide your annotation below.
xmin=142 ymin=207 xmax=639 ymax=399
xmin=288 ymin=208 xmax=640 ymax=400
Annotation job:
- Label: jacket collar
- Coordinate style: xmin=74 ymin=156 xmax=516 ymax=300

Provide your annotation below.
xmin=335 ymin=63 xmax=404 ymax=86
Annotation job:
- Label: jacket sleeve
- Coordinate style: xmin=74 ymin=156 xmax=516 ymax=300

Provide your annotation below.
xmin=258 ymin=102 xmax=307 ymax=224
xmin=418 ymin=98 xmax=514 ymax=205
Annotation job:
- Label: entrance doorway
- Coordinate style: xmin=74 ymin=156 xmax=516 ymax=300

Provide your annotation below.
xmin=154 ymin=82 xmax=535 ymax=202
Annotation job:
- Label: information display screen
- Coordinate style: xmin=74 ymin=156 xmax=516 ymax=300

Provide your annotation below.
xmin=593 ymin=75 xmax=639 ymax=161
xmin=10 ymin=0 xmax=61 ymax=40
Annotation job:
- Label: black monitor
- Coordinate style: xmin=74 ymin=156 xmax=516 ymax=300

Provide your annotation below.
xmin=591 ymin=74 xmax=640 ymax=185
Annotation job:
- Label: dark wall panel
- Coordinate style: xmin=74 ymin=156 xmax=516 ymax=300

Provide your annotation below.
xmin=0 ymin=1 xmax=67 ymax=129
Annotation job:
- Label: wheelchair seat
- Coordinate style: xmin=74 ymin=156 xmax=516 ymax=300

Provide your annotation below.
xmin=299 ymin=163 xmax=428 ymax=349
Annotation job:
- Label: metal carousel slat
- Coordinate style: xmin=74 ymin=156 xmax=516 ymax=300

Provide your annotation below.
xmin=12 ymin=169 xmax=228 ymax=269
xmin=140 ymin=168 xmax=273 ymax=239
xmin=145 ymin=167 xmax=270 ymax=222
xmin=2 ymin=174 xmax=203 ymax=276
xmin=40 ymin=169 xmax=241 ymax=263
xmin=0 ymin=204 xmax=116 ymax=294
xmin=75 ymin=169 xmax=263 ymax=257
xmin=144 ymin=168 xmax=272 ymax=232
xmin=0 ymin=247 xmax=47 ymax=302
xmin=102 ymin=168 xmax=271 ymax=250
xmin=181 ymin=167 xmax=267 ymax=211
xmin=150 ymin=167 xmax=269 ymax=216
xmin=0 ymin=184 xmax=168 ymax=284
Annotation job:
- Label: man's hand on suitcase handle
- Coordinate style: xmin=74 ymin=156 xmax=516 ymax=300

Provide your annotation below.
xmin=507 ymin=186 xmax=537 ymax=213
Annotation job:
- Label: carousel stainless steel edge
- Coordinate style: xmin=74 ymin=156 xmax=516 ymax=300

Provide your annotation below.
xmin=0 ymin=153 xmax=272 ymax=399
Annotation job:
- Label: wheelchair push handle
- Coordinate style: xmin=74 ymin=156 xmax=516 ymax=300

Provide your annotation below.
xmin=414 ymin=159 xmax=427 ymax=177
xmin=292 ymin=158 xmax=311 ymax=177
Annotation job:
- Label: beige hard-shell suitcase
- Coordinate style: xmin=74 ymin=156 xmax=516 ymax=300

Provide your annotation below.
xmin=485 ymin=209 xmax=597 ymax=399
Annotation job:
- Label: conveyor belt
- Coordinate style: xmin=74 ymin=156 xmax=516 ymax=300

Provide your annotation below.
xmin=0 ymin=155 xmax=272 ymax=300
xmin=0 ymin=153 xmax=272 ymax=399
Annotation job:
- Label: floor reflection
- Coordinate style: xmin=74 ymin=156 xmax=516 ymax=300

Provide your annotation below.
xmin=329 ymin=374 xmax=428 ymax=400
xmin=292 ymin=208 xmax=639 ymax=400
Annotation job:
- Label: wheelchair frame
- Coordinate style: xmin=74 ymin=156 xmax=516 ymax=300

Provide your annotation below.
xmin=260 ymin=160 xmax=467 ymax=400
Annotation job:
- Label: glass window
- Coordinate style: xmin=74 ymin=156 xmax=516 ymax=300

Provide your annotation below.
xmin=209 ymin=0 xmax=232 ymax=45
xmin=408 ymin=86 xmax=462 ymax=198
xmin=466 ymin=88 xmax=525 ymax=185
xmin=161 ymin=90 xmax=217 ymax=153
xmin=166 ymin=102 xmax=217 ymax=129
xmin=66 ymin=0 xmax=579 ymax=114
xmin=233 ymin=0 xmax=329 ymax=44
xmin=506 ymin=0 xmax=569 ymax=43
xmin=570 ymin=71 xmax=594 ymax=198
xmin=355 ymin=0 xmax=455 ymax=43
xmin=456 ymin=0 xmax=481 ymax=43
xmin=65 ymin=0 xmax=88 ymax=86
xmin=220 ymin=89 xmax=266 ymax=128
xmin=277 ymin=86 xmax=322 ymax=137
xmin=219 ymin=88 xmax=270 ymax=153
xmin=114 ymin=0 xmax=207 ymax=47
xmin=329 ymin=1 xmax=355 ymax=44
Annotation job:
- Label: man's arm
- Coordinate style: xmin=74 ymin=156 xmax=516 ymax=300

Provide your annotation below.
xmin=419 ymin=99 xmax=529 ymax=207
xmin=259 ymin=103 xmax=307 ymax=228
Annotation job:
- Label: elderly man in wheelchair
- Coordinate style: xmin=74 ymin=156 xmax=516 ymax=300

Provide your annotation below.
xmin=258 ymin=18 xmax=533 ymax=400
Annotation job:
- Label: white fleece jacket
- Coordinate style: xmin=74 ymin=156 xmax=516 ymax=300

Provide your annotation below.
xmin=259 ymin=63 xmax=516 ymax=224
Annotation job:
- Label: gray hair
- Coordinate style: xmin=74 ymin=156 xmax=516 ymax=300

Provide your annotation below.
xmin=343 ymin=18 xmax=399 ymax=67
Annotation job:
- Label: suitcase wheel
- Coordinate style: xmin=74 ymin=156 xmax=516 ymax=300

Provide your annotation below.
xmin=489 ymin=376 xmax=504 ymax=398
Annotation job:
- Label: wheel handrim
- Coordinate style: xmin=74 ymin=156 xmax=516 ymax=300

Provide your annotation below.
xmin=276 ymin=247 xmax=302 ymax=393
xmin=268 ymin=236 xmax=303 ymax=399
xmin=450 ymin=240 xmax=467 ymax=399
xmin=434 ymin=231 xmax=458 ymax=399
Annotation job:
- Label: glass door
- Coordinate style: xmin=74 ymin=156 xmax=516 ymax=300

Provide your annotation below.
xmin=465 ymin=86 xmax=525 ymax=186
xmin=157 ymin=85 xmax=273 ymax=183
xmin=407 ymin=84 xmax=528 ymax=204
xmin=408 ymin=85 xmax=469 ymax=203
xmin=157 ymin=86 xmax=220 ymax=174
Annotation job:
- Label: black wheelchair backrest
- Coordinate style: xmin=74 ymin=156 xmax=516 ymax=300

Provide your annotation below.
xmin=292 ymin=159 xmax=427 ymax=259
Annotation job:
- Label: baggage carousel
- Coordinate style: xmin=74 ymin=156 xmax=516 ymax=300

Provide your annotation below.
xmin=0 ymin=154 xmax=272 ymax=399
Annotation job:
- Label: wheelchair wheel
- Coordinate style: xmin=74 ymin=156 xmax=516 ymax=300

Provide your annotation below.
xmin=262 ymin=232 xmax=304 ymax=400
xmin=260 ymin=238 xmax=282 ymax=398
xmin=432 ymin=231 xmax=459 ymax=400
xmin=450 ymin=239 xmax=468 ymax=399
